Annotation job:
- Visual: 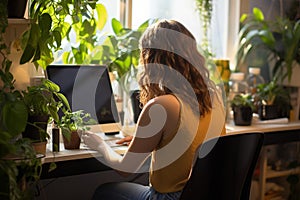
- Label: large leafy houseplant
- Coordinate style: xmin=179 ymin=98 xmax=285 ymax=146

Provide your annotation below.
xmin=20 ymin=0 xmax=108 ymax=69
xmin=87 ymin=18 xmax=156 ymax=81
xmin=237 ymin=7 xmax=300 ymax=83
xmin=0 ymin=1 xmax=43 ymax=199
xmin=22 ymin=79 xmax=70 ymax=143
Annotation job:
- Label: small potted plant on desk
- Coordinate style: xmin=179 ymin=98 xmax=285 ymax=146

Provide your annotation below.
xmin=256 ymin=80 xmax=291 ymax=120
xmin=22 ymin=79 xmax=69 ymax=154
xmin=231 ymin=93 xmax=255 ymax=126
xmin=58 ymin=110 xmax=96 ymax=150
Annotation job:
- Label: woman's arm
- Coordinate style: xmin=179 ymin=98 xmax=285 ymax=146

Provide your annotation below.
xmin=83 ymin=95 xmax=180 ymax=175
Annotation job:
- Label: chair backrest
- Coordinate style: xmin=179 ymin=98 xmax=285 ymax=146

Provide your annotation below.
xmin=179 ymin=132 xmax=264 ymax=200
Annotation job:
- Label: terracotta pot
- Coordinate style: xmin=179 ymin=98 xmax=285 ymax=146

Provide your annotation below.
xmin=63 ymin=131 xmax=81 ymax=149
xmin=31 ymin=141 xmax=47 ymax=155
xmin=233 ymin=106 xmax=253 ymax=126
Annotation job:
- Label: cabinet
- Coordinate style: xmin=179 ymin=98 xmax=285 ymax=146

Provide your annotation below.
xmin=225 ymin=122 xmax=300 ymax=200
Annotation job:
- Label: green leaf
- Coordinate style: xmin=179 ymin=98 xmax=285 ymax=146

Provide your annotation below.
xmin=240 ymin=14 xmax=248 ymax=23
xmin=39 ymin=13 xmax=52 ymax=36
xmin=96 ymin=3 xmax=107 ymax=31
xmin=111 ymin=18 xmax=123 ymax=35
xmin=53 ymin=29 xmax=62 ymax=48
xmin=62 ymin=51 xmax=71 ymax=63
xmin=28 ymin=23 xmax=40 ymax=47
xmin=32 ymin=44 xmax=41 ymax=63
xmin=259 ymin=30 xmax=275 ymax=46
xmin=253 ymin=7 xmax=264 ymax=21
xmin=2 ymin=101 xmax=28 ymax=136
xmin=48 ymin=162 xmax=57 ymax=172
xmin=20 ymin=44 xmax=35 ymax=64
xmin=56 ymin=93 xmax=71 ymax=111
xmin=137 ymin=19 xmax=150 ymax=32
xmin=44 ymin=80 xmax=60 ymax=92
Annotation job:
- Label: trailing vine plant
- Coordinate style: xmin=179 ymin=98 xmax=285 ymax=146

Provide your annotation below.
xmin=195 ymin=0 xmax=213 ymax=56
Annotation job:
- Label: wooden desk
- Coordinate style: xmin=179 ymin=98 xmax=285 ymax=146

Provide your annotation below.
xmin=43 ymin=121 xmax=300 ymax=163
xmin=41 ymin=121 xmax=300 ymax=199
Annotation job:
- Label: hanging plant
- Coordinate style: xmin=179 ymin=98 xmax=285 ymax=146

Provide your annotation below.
xmin=195 ymin=0 xmax=213 ymax=55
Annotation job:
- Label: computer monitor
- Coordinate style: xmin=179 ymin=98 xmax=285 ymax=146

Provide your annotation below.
xmin=46 ymin=64 xmax=121 ymax=134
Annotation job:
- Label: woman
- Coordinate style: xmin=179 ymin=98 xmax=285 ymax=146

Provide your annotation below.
xmin=82 ymin=19 xmax=226 ymax=200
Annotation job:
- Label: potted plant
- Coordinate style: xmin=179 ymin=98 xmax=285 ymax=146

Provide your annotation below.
xmin=256 ymin=80 xmax=291 ymax=120
xmin=58 ymin=110 xmax=96 ymax=150
xmin=22 ymin=79 xmax=69 ymax=154
xmin=236 ymin=7 xmax=300 ymax=84
xmin=231 ymin=93 xmax=254 ymax=126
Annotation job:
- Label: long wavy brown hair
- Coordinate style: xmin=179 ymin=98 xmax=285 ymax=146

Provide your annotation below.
xmin=138 ymin=19 xmax=216 ymax=116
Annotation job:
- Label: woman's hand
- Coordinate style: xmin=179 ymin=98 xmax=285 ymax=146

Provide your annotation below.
xmin=116 ymin=136 xmax=133 ymax=146
xmin=82 ymin=131 xmax=105 ymax=150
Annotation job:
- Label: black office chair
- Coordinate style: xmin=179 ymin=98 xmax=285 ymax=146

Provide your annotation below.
xmin=179 ymin=132 xmax=264 ymax=200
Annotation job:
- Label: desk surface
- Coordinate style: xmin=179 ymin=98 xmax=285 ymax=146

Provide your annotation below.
xmin=43 ymin=121 xmax=300 ymax=164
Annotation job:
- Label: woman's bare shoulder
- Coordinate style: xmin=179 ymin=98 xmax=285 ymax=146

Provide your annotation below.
xmin=145 ymin=95 xmax=180 ymax=121
xmin=149 ymin=94 xmax=180 ymax=107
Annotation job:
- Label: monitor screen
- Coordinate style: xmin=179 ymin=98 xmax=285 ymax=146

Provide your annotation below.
xmin=46 ymin=64 xmax=121 ymax=133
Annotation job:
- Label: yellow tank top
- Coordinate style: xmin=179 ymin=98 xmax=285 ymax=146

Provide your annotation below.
xmin=149 ymin=93 xmax=226 ymax=193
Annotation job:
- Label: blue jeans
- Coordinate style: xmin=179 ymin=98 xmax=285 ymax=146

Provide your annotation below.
xmin=91 ymin=182 xmax=182 ymax=200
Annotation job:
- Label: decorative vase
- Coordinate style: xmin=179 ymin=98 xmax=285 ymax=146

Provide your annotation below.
xmin=63 ymin=131 xmax=81 ymax=150
xmin=233 ymin=106 xmax=253 ymax=126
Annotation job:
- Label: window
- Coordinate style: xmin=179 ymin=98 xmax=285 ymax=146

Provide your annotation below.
xmin=130 ymin=0 xmax=239 ymax=68
xmin=54 ymin=0 xmax=240 ymax=69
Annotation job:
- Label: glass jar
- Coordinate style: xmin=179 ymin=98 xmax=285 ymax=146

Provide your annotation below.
xmin=246 ymin=67 xmax=265 ymax=95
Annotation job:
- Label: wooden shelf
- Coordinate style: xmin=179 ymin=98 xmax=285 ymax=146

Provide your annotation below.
xmin=8 ymin=18 xmax=30 ymax=25
xmin=266 ymin=167 xmax=300 ymax=179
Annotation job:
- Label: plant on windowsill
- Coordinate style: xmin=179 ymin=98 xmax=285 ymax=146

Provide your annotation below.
xmin=57 ymin=110 xmax=96 ymax=150
xmin=230 ymin=93 xmax=255 ymax=126
xmin=255 ymin=80 xmax=291 ymax=120
xmin=236 ymin=7 xmax=300 ymax=84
